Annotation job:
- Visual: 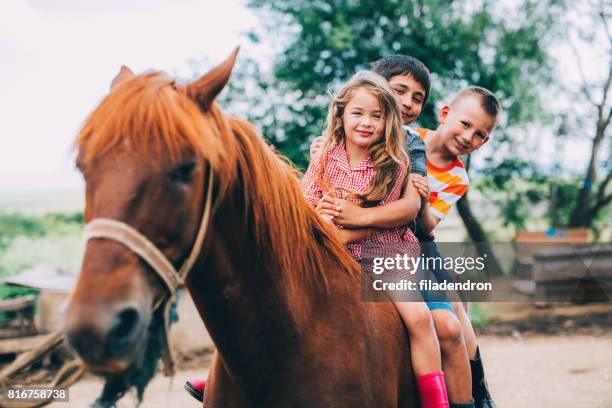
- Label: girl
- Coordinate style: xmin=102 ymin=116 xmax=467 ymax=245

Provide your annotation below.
xmin=301 ymin=71 xmax=449 ymax=408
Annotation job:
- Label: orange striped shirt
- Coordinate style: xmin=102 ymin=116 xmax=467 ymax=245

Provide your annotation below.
xmin=414 ymin=128 xmax=469 ymax=220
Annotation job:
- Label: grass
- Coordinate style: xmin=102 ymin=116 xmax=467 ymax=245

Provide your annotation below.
xmin=0 ymin=211 xmax=83 ymax=326
xmin=469 ymin=302 xmax=490 ymax=327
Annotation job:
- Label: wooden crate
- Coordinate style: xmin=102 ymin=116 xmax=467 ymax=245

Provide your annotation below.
xmin=513 ymin=228 xmax=590 ymax=278
xmin=532 ymin=244 xmax=612 ymax=302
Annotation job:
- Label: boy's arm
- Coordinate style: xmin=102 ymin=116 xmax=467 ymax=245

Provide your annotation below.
xmin=359 ymin=130 xmax=427 ymax=228
xmin=406 ymin=129 xmax=428 ymax=177
xmin=319 ymin=179 xmax=423 ymax=229
xmin=315 ymin=193 xmax=375 ymax=243
xmin=416 ymin=198 xmax=441 ymax=233
xmin=360 ymin=179 xmax=421 ymax=228
xmin=317 ymin=206 xmax=374 ymax=243
xmin=416 ymin=173 xmax=469 ymax=233
xmin=410 ymin=173 xmax=438 ymax=233
xmin=317 ymin=177 xmax=421 ymax=229
xmin=359 ymin=131 xmax=427 ymax=228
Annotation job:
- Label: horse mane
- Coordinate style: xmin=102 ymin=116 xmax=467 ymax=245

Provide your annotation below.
xmin=225 ymin=116 xmax=360 ymax=294
xmin=75 ymin=71 xmax=359 ymax=294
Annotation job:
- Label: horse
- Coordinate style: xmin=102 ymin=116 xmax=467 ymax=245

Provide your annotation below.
xmin=64 ymin=48 xmax=417 ymax=407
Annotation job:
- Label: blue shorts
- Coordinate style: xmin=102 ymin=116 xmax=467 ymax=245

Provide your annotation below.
xmin=426 ymin=301 xmax=455 ymax=313
xmin=416 ymin=232 xmax=455 ymax=314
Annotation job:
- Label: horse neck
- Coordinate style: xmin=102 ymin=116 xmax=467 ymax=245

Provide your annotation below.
xmin=185 ymin=185 xmax=323 ymax=383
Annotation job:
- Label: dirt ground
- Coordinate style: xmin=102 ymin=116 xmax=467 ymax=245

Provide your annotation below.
xmin=42 ymin=303 xmax=612 ymax=407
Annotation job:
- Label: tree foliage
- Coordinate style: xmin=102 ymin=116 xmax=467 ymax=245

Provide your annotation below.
xmin=244 ymin=0 xmax=565 ymax=169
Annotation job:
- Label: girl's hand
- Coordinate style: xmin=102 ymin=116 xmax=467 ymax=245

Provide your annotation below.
xmin=318 ymin=196 xmax=366 ymax=228
xmin=411 ymin=174 xmax=429 ymax=200
xmin=310 ymin=136 xmax=324 ymax=159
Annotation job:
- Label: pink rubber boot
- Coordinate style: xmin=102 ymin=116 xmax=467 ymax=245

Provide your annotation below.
xmin=184 ymin=379 xmax=206 ymax=402
xmin=416 ymin=371 xmax=450 ymax=408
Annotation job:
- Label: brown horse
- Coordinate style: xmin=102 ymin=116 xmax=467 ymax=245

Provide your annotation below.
xmin=64 ymin=49 xmax=416 ymax=407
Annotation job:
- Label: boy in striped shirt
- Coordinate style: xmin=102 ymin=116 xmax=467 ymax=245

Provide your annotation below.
xmin=410 ymin=87 xmax=498 ymax=238
xmin=414 ymin=87 xmax=499 ymax=408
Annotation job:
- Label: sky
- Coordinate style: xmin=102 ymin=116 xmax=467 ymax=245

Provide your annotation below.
xmin=0 ymin=0 xmax=260 ymax=193
xmin=0 ymin=0 xmax=607 ymax=195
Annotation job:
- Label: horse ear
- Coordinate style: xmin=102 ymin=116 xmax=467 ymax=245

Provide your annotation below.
xmin=186 ymin=47 xmax=239 ymax=111
xmin=110 ymin=65 xmax=134 ymax=90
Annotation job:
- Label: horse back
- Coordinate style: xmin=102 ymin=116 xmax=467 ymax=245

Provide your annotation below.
xmin=202 ymin=253 xmax=417 ymax=407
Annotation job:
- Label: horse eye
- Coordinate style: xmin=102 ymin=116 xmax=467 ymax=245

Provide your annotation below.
xmin=169 ymin=161 xmax=197 ymax=183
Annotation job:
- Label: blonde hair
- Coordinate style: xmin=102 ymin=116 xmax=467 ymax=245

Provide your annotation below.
xmin=318 ymin=71 xmax=409 ymax=207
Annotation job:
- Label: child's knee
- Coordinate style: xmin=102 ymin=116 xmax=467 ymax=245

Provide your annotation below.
xmin=434 ymin=313 xmax=464 ymax=346
xmin=403 ymin=303 xmax=434 ymax=332
xmin=401 ymin=302 xmax=434 ymax=334
xmin=451 ymin=301 xmax=466 ymax=317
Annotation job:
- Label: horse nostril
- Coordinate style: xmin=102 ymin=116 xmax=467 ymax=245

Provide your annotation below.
xmin=107 ymin=307 xmax=141 ymax=353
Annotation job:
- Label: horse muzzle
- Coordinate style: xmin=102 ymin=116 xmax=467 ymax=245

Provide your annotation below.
xmin=64 ymin=301 xmax=149 ymax=374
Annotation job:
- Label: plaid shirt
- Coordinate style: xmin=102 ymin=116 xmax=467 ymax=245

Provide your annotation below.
xmin=302 ymin=142 xmax=419 ymax=259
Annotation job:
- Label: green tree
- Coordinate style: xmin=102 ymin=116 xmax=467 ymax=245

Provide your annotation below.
xmin=468 ymin=0 xmax=611 ymax=236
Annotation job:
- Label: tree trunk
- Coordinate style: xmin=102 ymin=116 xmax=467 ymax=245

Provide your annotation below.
xmin=580 ymin=169 xmax=612 ymax=228
xmin=568 ymin=58 xmax=612 ymax=227
xmin=567 ymin=123 xmax=606 ymax=227
xmin=456 ymin=193 xmax=505 ymax=277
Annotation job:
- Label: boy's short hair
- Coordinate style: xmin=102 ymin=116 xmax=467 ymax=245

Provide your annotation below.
xmin=370 ymin=55 xmax=431 ymax=104
xmin=451 ymin=86 xmax=501 ymax=121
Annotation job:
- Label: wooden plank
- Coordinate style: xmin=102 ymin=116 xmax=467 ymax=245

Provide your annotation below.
xmin=533 ymin=245 xmax=612 ymax=282
xmin=0 ymin=296 xmax=36 ymax=313
xmin=528 ymin=243 xmax=612 ymax=302
xmin=515 ymin=228 xmax=590 ymax=244
xmin=0 ymin=327 xmax=38 ymax=339
xmin=536 ymin=278 xmax=612 ymax=292
xmin=514 ymin=229 xmax=591 ymax=267
xmin=0 ymin=331 xmax=64 ymax=384
xmin=533 ymin=243 xmax=612 ymax=260
xmin=515 ymin=243 xmax=579 ymax=263
xmin=0 ymin=334 xmax=50 ymax=355
xmin=536 ymin=279 xmax=611 ymax=302
xmin=534 ymin=262 xmax=612 ymax=282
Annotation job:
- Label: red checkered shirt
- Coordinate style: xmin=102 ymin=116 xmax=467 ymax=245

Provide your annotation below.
xmin=301 ymin=142 xmax=419 ymax=259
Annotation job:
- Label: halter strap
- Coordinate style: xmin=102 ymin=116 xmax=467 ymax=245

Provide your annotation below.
xmin=82 ymin=167 xmax=215 ymax=375
xmin=83 ymin=219 xmax=184 ymax=291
